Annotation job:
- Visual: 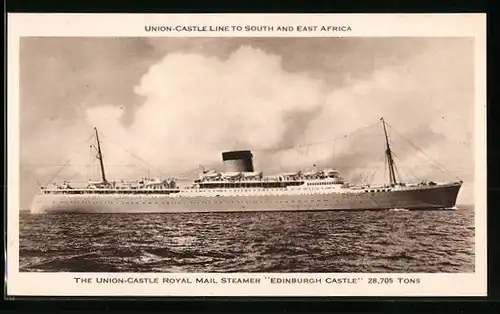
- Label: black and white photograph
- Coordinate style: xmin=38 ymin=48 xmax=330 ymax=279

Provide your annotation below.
xmin=7 ymin=13 xmax=486 ymax=297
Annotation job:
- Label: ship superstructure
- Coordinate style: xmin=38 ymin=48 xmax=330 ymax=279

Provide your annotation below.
xmin=30 ymin=118 xmax=463 ymax=214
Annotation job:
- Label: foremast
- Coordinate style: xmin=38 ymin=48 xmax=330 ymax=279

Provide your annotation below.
xmin=381 ymin=117 xmax=397 ymax=187
xmin=92 ymin=127 xmax=107 ymax=184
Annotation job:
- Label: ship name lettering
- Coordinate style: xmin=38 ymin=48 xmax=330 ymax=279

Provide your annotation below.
xmin=325 ymin=277 xmax=358 ymax=284
xmin=269 ymin=277 xmax=322 ymax=284
xmin=221 ymin=277 xmax=261 ymax=284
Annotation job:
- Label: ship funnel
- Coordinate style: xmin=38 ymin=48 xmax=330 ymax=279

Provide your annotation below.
xmin=222 ymin=150 xmax=254 ymax=173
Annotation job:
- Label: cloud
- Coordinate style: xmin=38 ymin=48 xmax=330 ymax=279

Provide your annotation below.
xmin=104 ymin=45 xmax=329 ymax=177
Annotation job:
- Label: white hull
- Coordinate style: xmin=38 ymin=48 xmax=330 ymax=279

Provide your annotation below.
xmin=30 ymin=183 xmax=462 ymax=214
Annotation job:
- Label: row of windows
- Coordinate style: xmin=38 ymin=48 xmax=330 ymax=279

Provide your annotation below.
xmin=56 ymin=200 xmax=369 ymax=207
xmin=44 ymin=187 xmax=402 ymax=195
xmin=44 ymin=186 xmax=342 ymax=195
xmin=194 ymin=187 xmax=335 ymax=192
xmin=200 ymin=183 xmax=283 ymax=189
xmin=364 ymin=189 xmax=391 ymax=193
xmin=48 ymin=192 xmax=376 ymax=202
xmin=56 ymin=198 xmax=370 ymax=205
xmin=44 ymin=190 xmax=179 ymax=195
xmin=199 ymin=181 xmax=305 ymax=188
xmin=50 ymin=194 xmax=366 ymax=203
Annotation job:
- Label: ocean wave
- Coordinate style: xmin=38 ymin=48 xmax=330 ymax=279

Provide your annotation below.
xmin=18 ymin=207 xmax=475 ymax=273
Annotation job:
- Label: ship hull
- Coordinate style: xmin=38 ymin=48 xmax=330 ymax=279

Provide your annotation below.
xmin=30 ymin=183 xmax=462 ymax=214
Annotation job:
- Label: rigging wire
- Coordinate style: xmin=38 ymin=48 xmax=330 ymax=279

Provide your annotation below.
xmin=367 ymin=152 xmax=387 ymax=185
xmin=37 ymin=118 xmax=460 ymax=186
xmin=391 ymin=152 xmax=421 ymax=182
xmin=96 ymin=131 xmax=170 ymax=178
xmin=384 ymin=122 xmax=462 ymax=181
xmin=171 ymin=120 xmax=381 ymax=177
xmin=252 ymin=120 xmax=381 ymax=153
xmin=43 ymin=133 xmax=95 ymax=185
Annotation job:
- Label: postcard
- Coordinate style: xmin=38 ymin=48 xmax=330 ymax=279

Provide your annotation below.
xmin=6 ymin=13 xmax=486 ymax=297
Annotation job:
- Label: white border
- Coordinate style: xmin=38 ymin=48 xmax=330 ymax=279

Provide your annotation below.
xmin=6 ymin=13 xmax=487 ymax=297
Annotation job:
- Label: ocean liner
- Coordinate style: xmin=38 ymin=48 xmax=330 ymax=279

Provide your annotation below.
xmin=29 ymin=118 xmax=463 ymax=214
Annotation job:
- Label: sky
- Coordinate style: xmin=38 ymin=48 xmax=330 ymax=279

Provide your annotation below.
xmin=19 ymin=37 xmax=475 ymax=208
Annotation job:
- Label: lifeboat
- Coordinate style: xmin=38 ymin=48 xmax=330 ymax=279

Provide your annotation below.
xmin=221 ymin=172 xmax=242 ymax=179
xmin=303 ymin=170 xmax=320 ymax=177
xmin=241 ymin=171 xmax=262 ymax=178
xmin=143 ymin=179 xmax=163 ymax=186
xmin=282 ymin=171 xmax=301 ymax=177
xmin=202 ymin=172 xmax=221 ymax=179
xmin=323 ymin=169 xmax=339 ymax=177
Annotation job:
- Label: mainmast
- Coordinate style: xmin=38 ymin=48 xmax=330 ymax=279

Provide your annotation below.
xmin=93 ymin=127 xmax=107 ymax=183
xmin=381 ymin=117 xmax=397 ymax=186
